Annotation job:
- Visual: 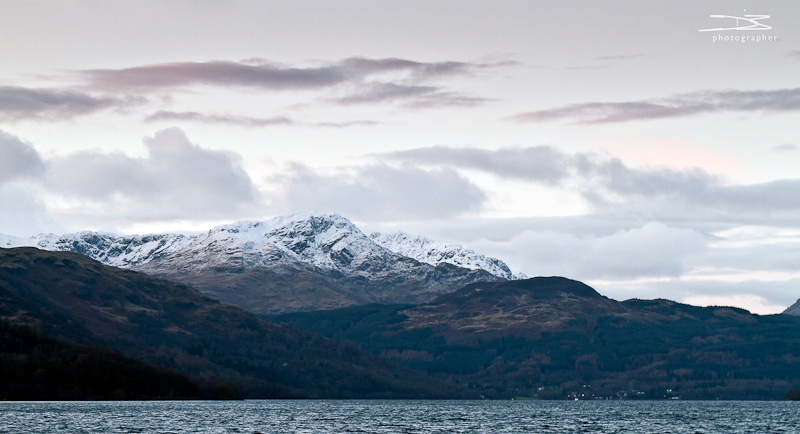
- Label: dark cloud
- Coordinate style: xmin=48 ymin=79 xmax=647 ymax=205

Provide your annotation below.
xmin=274 ymin=163 xmax=486 ymax=221
xmin=0 ymin=86 xmax=131 ymax=120
xmin=0 ymin=130 xmax=46 ymax=183
xmin=47 ymin=128 xmax=258 ymax=219
xmin=145 ymin=111 xmax=293 ymax=127
xmin=511 ymin=88 xmax=800 ymax=124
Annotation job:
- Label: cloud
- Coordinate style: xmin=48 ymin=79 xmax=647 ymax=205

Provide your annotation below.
xmin=595 ymin=54 xmax=644 ymax=62
xmin=382 ymin=145 xmax=717 ymax=193
xmin=81 ymin=57 xmax=501 ymax=109
xmin=145 ymin=110 xmax=379 ymax=128
xmin=469 ymin=222 xmax=707 ymax=280
xmin=331 ymin=83 xmax=438 ymax=105
xmin=0 ymin=183 xmax=61 ymax=237
xmin=82 ymin=57 xmax=491 ymax=92
xmin=510 ymin=87 xmax=800 ymax=124
xmin=704 ymin=180 xmax=800 ymax=217
xmin=46 ymin=128 xmax=258 ymax=219
xmin=273 ymin=163 xmax=486 ymax=221
xmin=331 ymin=82 xmax=489 ymax=108
xmin=528 ymin=54 xmax=643 ymax=71
xmin=383 ymin=146 xmax=571 ymax=185
xmin=313 ymin=120 xmax=379 ymax=128
xmin=771 ymin=144 xmax=798 ymax=152
xmin=0 ymin=130 xmax=46 ymax=184
xmin=337 ymin=57 xmax=478 ymax=79
xmin=570 ymin=154 xmax=718 ymax=203
xmin=0 ymin=86 xmax=132 ymax=120
xmin=145 ymin=111 xmax=293 ymax=127
xmin=382 ymin=145 xmax=800 ymax=219
xmin=83 ymin=60 xmax=345 ymax=92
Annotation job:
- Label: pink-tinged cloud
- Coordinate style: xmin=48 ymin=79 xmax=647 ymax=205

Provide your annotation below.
xmin=81 ymin=57 xmax=503 ymax=109
xmin=82 ymin=57 xmax=488 ymax=92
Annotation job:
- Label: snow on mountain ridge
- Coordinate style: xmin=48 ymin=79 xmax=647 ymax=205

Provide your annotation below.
xmin=178 ymin=212 xmax=400 ymax=273
xmin=370 ymin=231 xmax=526 ymax=280
xmin=0 ymin=231 xmax=191 ymax=268
xmin=0 ymin=212 xmax=523 ymax=280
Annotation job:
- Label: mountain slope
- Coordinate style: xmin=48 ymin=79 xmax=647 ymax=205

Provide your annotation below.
xmin=782 ymin=299 xmax=800 ymax=316
xmin=0 ymin=321 xmax=239 ymax=400
xmin=270 ymin=277 xmax=800 ymax=400
xmin=0 ymin=247 xmax=469 ymax=399
xmin=398 ymin=277 xmax=624 ymax=339
xmin=1 ymin=213 xmax=508 ymax=313
xmin=370 ymin=231 xmax=526 ymax=280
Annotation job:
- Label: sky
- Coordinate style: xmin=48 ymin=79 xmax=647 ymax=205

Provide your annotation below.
xmin=1 ymin=0 xmax=799 ymax=314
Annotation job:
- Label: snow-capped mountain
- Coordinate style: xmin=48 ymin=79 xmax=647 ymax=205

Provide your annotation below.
xmin=0 ymin=213 xmax=519 ymax=313
xmin=0 ymin=231 xmax=192 ymax=268
xmin=1 ymin=212 xmax=522 ymax=280
xmin=370 ymin=231 xmax=527 ymax=281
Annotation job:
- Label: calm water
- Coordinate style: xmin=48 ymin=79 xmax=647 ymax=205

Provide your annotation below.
xmin=1 ymin=400 xmax=798 ymax=433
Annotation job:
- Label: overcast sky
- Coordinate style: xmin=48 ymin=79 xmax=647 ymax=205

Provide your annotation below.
xmin=2 ymin=0 xmax=799 ymax=313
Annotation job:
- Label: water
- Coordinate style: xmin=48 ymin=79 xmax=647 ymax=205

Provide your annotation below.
xmin=1 ymin=400 xmax=798 ymax=433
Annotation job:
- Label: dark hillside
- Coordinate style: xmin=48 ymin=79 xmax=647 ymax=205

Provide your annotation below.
xmin=270 ymin=277 xmax=800 ymax=400
xmin=0 ymin=247 xmax=468 ymax=399
xmin=0 ymin=321 xmax=239 ymax=400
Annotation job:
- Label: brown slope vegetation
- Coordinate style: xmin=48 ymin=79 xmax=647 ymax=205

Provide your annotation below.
xmin=135 ymin=256 xmax=502 ymax=315
xmin=400 ymin=277 xmax=627 ymax=341
xmin=0 ymin=247 xmax=468 ymax=399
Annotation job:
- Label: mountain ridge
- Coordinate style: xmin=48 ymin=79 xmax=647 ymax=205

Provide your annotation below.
xmin=0 ymin=213 xmax=522 ymax=279
xmin=0 ymin=213 xmax=516 ymax=313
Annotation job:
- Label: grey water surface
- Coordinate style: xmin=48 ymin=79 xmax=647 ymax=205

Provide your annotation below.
xmin=1 ymin=400 xmax=798 ymax=433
